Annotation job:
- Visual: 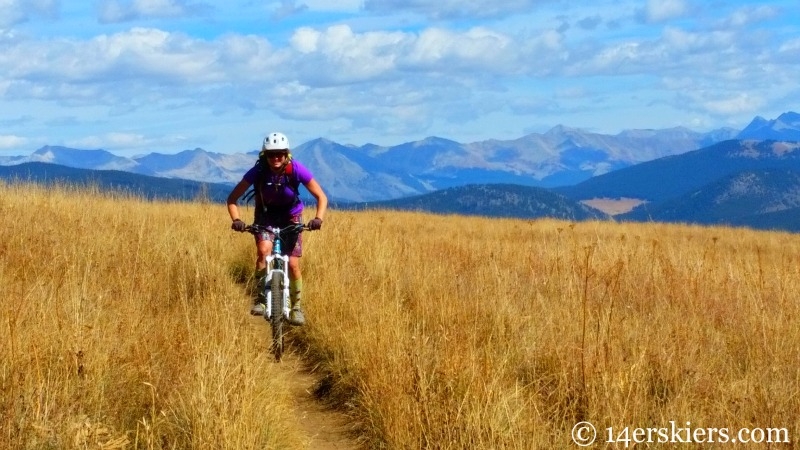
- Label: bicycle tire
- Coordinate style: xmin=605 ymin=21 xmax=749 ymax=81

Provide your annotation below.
xmin=270 ymin=270 xmax=284 ymax=361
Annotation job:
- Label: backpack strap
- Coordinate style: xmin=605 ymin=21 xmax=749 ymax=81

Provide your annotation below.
xmin=248 ymin=160 xmax=301 ymax=215
xmin=284 ymin=161 xmax=301 ymax=208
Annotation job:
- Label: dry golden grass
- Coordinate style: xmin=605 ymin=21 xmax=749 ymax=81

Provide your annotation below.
xmin=1 ymin=182 xmax=304 ymax=449
xmin=2 ymin=182 xmax=799 ymax=449
xmin=301 ymin=211 xmax=800 ymax=449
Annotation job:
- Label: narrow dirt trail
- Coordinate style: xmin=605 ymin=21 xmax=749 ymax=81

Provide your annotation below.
xmin=246 ymin=316 xmax=364 ymax=449
xmin=278 ymin=351 xmax=364 ymax=450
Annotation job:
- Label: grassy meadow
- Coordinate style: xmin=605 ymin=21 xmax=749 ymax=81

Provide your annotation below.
xmin=2 ymin=181 xmax=799 ymax=449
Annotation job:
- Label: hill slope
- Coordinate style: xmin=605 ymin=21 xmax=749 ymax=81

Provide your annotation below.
xmin=0 ymin=162 xmax=232 ymax=202
xmin=555 ymin=140 xmax=800 ymax=203
xmin=350 ymin=184 xmax=608 ymax=221
xmin=620 ymin=168 xmax=800 ymax=231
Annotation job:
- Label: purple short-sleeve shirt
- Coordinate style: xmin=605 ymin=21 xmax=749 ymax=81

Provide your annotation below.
xmin=243 ymin=160 xmax=314 ymax=217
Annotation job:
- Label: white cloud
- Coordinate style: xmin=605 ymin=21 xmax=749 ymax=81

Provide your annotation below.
xmin=643 ymin=0 xmax=688 ymax=23
xmin=721 ymin=5 xmax=779 ymax=28
xmin=407 ymin=27 xmax=514 ymax=71
xmin=290 ymin=27 xmax=320 ymax=53
xmin=0 ymin=28 xmax=275 ymax=97
xmin=66 ymin=132 xmax=188 ymax=151
xmin=567 ymin=23 xmax=754 ymax=80
xmin=289 ymin=24 xmax=524 ymax=86
xmin=703 ymin=93 xmax=766 ymax=116
xmin=291 ymin=25 xmax=407 ymax=84
xmin=661 ymin=26 xmax=735 ymax=53
xmin=0 ymin=134 xmax=28 ymax=149
xmin=97 ymin=0 xmax=210 ymax=23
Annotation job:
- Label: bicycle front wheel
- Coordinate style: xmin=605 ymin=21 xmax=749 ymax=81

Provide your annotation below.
xmin=270 ymin=270 xmax=284 ymax=361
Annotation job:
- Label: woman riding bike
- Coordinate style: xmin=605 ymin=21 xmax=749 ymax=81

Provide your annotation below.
xmin=227 ymin=132 xmax=328 ymax=325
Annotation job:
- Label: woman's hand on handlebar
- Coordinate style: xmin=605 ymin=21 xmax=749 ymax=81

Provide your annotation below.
xmin=231 ymin=219 xmax=247 ymax=232
xmin=307 ymin=217 xmax=323 ymax=230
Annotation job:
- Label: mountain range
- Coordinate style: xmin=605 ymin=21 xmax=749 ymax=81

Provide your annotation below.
xmin=8 ymin=115 xmax=784 ymax=203
xmin=2 ymin=112 xmax=800 ymax=232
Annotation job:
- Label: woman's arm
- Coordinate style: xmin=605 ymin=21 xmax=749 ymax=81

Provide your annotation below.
xmin=227 ymin=179 xmax=252 ymax=221
xmin=304 ymin=178 xmax=328 ymax=221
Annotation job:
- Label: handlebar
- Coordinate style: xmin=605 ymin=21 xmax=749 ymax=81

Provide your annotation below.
xmin=241 ymin=223 xmax=309 ymax=235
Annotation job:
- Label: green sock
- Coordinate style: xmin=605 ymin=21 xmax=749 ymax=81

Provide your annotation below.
xmin=290 ymin=278 xmax=303 ymax=307
xmin=255 ymin=268 xmax=267 ymax=301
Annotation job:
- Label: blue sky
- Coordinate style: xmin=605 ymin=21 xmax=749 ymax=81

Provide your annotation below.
xmin=1 ymin=0 xmax=798 ymax=156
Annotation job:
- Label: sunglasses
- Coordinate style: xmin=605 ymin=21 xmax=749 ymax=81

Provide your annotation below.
xmin=266 ymin=152 xmax=288 ymax=158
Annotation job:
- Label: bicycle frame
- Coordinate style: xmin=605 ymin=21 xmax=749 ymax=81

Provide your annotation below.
xmin=244 ymin=222 xmax=305 ymax=361
xmin=263 ymin=229 xmax=291 ymax=323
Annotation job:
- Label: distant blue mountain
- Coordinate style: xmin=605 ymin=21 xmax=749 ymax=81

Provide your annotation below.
xmin=619 ymin=168 xmax=800 ymax=228
xmin=554 ymin=140 xmax=800 ymax=203
xmin=29 ymin=146 xmax=139 ymax=171
xmin=2 ymin=114 xmax=752 ymax=202
xmin=135 ymin=148 xmax=209 ymax=171
xmin=737 ymin=112 xmax=800 ymax=141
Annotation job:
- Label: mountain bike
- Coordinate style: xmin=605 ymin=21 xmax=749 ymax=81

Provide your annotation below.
xmin=242 ymin=222 xmax=307 ymax=362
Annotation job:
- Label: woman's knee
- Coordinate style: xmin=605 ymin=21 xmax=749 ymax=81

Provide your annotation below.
xmin=289 ymin=257 xmax=301 ymax=276
xmin=257 ymin=241 xmax=272 ymax=257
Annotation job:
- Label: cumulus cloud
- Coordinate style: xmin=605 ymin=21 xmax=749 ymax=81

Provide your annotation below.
xmin=0 ymin=27 xmax=280 ymax=92
xmin=97 ymin=0 xmax=211 ymax=23
xmin=406 ymin=27 xmax=515 ymax=71
xmin=289 ymin=24 xmax=544 ymax=87
xmin=289 ymin=25 xmax=407 ymax=83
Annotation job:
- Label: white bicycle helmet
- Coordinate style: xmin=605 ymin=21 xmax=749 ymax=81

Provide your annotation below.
xmin=262 ymin=132 xmax=290 ymax=152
